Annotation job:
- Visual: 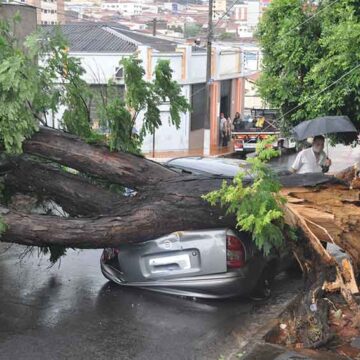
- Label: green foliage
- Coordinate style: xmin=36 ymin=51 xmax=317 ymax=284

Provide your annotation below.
xmin=0 ymin=20 xmax=94 ymax=152
xmin=39 ymin=245 xmax=68 ymax=264
xmin=100 ymin=94 xmax=141 ymax=153
xmin=218 ymin=32 xmax=236 ymax=41
xmin=121 ymin=57 xmax=148 ymax=115
xmin=59 ymin=58 xmax=92 ymax=139
xmin=0 ymin=20 xmax=39 ymax=153
xmin=38 ymin=29 xmax=93 ymax=139
xmin=256 ymin=0 xmax=360 ymax=135
xmin=0 ymin=19 xmax=191 ymax=156
xmin=203 ymin=137 xmax=286 ymax=255
xmin=95 ymin=57 xmax=191 ymax=153
xmin=0 ymin=216 xmax=7 ymax=235
xmin=153 ymin=60 xmax=192 ymax=128
xmin=184 ymin=23 xmax=202 ymax=38
xmin=169 ymin=25 xmax=183 ymax=33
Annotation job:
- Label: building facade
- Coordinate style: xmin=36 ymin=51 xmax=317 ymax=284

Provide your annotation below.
xmin=43 ymin=24 xmax=248 ymax=156
xmin=213 ymin=0 xmax=227 ymax=20
xmin=101 ymin=1 xmax=142 ymax=16
xmin=3 ymin=0 xmax=65 ymax=24
xmin=0 ymin=3 xmax=37 ymax=39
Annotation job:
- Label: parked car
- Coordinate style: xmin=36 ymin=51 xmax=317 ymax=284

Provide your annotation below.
xmin=164 ymin=156 xmax=250 ymax=177
xmin=101 ymin=156 xmax=294 ymax=299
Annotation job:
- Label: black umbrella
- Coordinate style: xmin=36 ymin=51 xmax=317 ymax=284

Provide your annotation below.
xmin=292 ymin=115 xmax=357 ymax=141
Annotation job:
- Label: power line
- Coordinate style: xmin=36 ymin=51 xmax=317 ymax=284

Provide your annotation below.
xmin=190 ymin=62 xmax=360 ymax=129
xmin=287 ymin=0 xmax=341 ymax=33
xmin=214 ymin=0 xmax=244 ymax=28
xmin=213 ymin=0 xmax=341 ymax=35
xmin=278 ymin=62 xmax=360 ymax=122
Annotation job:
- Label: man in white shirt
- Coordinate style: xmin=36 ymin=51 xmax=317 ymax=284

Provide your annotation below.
xmin=291 ymin=135 xmax=332 ymax=174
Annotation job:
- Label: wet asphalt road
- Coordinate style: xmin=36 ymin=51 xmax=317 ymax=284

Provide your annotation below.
xmin=0 ymin=245 xmax=302 ymax=360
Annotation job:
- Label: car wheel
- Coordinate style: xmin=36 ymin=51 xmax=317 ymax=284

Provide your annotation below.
xmin=249 ymin=276 xmax=272 ymax=301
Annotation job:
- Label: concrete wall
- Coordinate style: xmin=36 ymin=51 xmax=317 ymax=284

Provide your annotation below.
xmin=70 ymin=53 xmax=129 ymax=84
xmin=188 ymin=54 xmax=206 ymax=83
xmin=151 ymin=54 xmax=183 ymax=82
xmin=247 ymin=1 xmax=260 ymax=29
xmin=218 ymin=51 xmax=240 ymax=77
xmin=0 ymin=4 xmax=37 ymax=43
xmin=140 ymin=85 xmax=191 ymax=153
xmin=244 ymin=79 xmax=265 ymax=109
xmin=189 ymin=128 xmax=204 ymax=151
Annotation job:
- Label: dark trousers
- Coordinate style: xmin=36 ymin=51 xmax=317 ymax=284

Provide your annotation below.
xmin=222 ymin=132 xmax=228 ymax=147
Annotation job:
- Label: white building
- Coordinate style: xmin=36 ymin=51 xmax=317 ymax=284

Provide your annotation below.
xmin=236 ymin=21 xmax=253 ymax=38
xmin=101 ymin=1 xmax=142 ymax=16
xmin=163 ymin=2 xmax=184 ymax=13
xmin=232 ymin=0 xmax=261 ymax=37
xmin=43 ymin=23 xmax=248 ymax=156
xmin=241 ymin=44 xmax=261 ymax=71
xmin=213 ymin=0 xmax=226 ymax=19
xmin=247 ymin=0 xmax=260 ymax=29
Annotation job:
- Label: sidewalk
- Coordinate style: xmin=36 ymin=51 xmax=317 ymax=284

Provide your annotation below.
xmin=144 ymin=144 xmax=234 ymax=162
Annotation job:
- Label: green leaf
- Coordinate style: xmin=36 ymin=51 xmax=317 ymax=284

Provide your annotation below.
xmin=203 ymin=138 xmax=286 ymax=254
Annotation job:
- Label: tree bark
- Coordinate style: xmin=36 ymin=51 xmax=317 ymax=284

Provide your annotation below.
xmin=0 ymin=193 xmax=234 ymax=248
xmin=23 ymin=127 xmax=176 ymax=189
xmin=3 ymin=157 xmax=126 ymax=216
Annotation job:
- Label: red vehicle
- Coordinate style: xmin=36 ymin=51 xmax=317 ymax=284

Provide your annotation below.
xmin=232 ymin=109 xmax=292 ymax=154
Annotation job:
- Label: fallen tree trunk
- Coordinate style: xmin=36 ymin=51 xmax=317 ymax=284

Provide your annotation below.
xmin=0 ymin=128 xmax=357 ymax=266
xmin=0 ymin=128 xmax=358 ymax=349
xmin=0 ymin=129 xmax=340 ymax=249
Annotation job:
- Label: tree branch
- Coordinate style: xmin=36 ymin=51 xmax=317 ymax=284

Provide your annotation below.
xmin=22 ymin=127 xmax=177 ymax=189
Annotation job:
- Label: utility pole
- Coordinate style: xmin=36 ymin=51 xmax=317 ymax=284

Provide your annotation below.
xmin=204 ymin=0 xmax=214 ymax=149
xmin=152 ymin=17 xmax=157 ymax=158
xmin=152 ymin=17 xmax=157 ymax=37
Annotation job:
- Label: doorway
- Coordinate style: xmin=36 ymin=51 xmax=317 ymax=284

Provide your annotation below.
xmin=220 ymin=80 xmax=232 ymax=118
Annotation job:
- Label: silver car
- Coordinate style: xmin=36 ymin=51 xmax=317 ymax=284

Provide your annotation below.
xmin=101 ymin=157 xmax=293 ymax=299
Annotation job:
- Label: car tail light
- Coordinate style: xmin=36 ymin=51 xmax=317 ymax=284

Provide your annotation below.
xmin=234 ymin=140 xmax=243 ymax=149
xmin=102 ymin=248 xmax=120 ymax=262
xmin=226 ymin=235 xmax=245 ymax=268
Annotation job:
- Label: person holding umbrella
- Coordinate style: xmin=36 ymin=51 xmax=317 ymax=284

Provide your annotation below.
xmin=290 ymin=115 xmax=358 ymax=174
xmin=291 ymin=135 xmax=331 ymax=174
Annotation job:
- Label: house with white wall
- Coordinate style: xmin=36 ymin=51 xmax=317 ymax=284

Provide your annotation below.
xmin=232 ymin=0 xmax=261 ymax=38
xmin=43 ymin=23 xmax=246 ymax=156
xmin=101 ymin=1 xmax=142 ymax=16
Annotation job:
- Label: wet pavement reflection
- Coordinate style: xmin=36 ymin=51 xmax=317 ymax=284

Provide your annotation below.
xmin=0 ymin=245 xmax=301 ymax=360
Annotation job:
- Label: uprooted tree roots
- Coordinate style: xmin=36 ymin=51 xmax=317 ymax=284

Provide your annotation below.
xmin=277 ymin=181 xmax=360 ymax=348
xmin=0 ymin=127 xmax=359 ymax=349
